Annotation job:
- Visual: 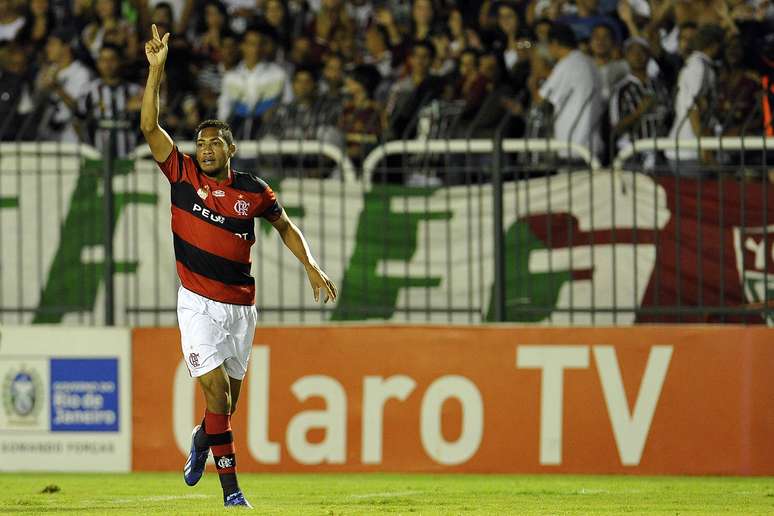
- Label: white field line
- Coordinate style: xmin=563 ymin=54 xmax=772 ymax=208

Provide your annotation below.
xmin=576 ymin=489 xmax=610 ymax=495
xmin=105 ymin=494 xmax=214 ymax=504
xmin=350 ymin=490 xmax=424 ymax=499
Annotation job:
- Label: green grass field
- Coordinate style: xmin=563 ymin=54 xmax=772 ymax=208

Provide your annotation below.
xmin=0 ymin=473 xmax=772 ymax=515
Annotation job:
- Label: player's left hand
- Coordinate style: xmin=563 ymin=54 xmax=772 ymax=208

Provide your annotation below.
xmin=305 ymin=264 xmax=337 ymax=303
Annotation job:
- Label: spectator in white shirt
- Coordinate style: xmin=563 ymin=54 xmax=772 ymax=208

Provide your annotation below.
xmin=0 ymin=0 xmax=25 ymax=42
xmin=589 ymin=22 xmax=629 ymax=101
xmin=665 ymin=23 xmax=725 ymax=173
xmin=535 ymin=22 xmax=604 ymax=161
xmin=36 ymin=27 xmax=93 ymax=143
xmin=217 ymin=24 xmax=292 ymax=140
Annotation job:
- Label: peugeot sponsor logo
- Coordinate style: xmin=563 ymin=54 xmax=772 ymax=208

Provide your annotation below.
xmin=192 ymin=203 xmax=226 ymax=224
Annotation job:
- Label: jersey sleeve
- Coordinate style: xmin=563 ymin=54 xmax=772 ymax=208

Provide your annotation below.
xmin=256 ymin=179 xmax=283 ymax=222
xmin=155 ymin=145 xmax=186 ymax=183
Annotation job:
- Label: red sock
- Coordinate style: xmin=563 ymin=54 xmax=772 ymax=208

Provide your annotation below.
xmin=204 ymin=409 xmax=239 ymax=495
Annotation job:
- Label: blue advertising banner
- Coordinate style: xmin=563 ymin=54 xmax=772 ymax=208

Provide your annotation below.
xmin=50 ymin=359 xmax=119 ymax=432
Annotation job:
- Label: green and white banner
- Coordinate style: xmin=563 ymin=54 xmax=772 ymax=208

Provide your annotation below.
xmin=2 ymin=154 xmax=771 ymax=325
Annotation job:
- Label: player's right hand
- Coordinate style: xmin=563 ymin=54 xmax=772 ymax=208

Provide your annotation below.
xmin=145 ymin=24 xmax=169 ymax=67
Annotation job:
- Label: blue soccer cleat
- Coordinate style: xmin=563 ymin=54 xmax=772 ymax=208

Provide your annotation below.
xmin=183 ymin=425 xmax=209 ymax=486
xmin=224 ymin=490 xmax=253 ymax=508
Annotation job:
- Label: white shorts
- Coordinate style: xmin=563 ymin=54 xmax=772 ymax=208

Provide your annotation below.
xmin=177 ymin=286 xmax=258 ymax=380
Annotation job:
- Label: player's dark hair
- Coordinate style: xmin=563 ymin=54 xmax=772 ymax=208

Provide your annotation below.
xmin=411 ymin=38 xmax=436 ymax=59
xmin=349 ymin=64 xmax=381 ymax=96
xmin=50 ymin=26 xmax=78 ymax=48
xmin=244 ymin=19 xmax=280 ymax=43
xmin=293 ymin=64 xmax=319 ymax=82
xmin=547 ymin=22 xmax=577 ymax=49
xmin=196 ymin=0 xmax=229 ymax=34
xmin=196 ymin=120 xmax=234 ymax=146
xmin=100 ymin=43 xmax=124 ymax=58
xmin=368 ymin=23 xmax=391 ymax=49
xmin=591 ymin=21 xmax=616 ymax=41
xmin=154 ymin=1 xmax=174 ymax=17
xmin=678 ymin=21 xmax=699 ymax=33
xmin=693 ymin=23 xmax=725 ymax=52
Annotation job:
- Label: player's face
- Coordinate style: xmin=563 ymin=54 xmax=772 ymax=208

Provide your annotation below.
xmin=479 ymin=54 xmax=498 ymax=80
xmin=31 ymin=0 xmax=48 ymax=15
xmin=96 ymin=0 xmax=116 ymax=20
xmin=292 ymin=71 xmax=315 ymax=100
xmin=625 ymin=44 xmax=648 ymax=71
xmin=590 ymin=26 xmax=613 ymax=57
xmin=323 ymin=56 xmax=343 ymax=85
xmin=97 ymin=48 xmax=120 ymax=79
xmin=196 ymin=127 xmax=233 ymax=176
xmin=205 ymin=3 xmax=224 ymax=29
xmin=365 ymin=27 xmax=385 ymax=55
xmin=459 ymin=52 xmax=477 ymax=77
xmin=344 ymin=76 xmax=365 ymax=99
xmin=412 ymin=0 xmax=433 ymax=25
xmin=45 ymin=37 xmax=64 ymax=62
xmin=5 ymin=48 xmax=26 ymax=75
xmin=497 ymin=6 xmax=518 ymax=36
xmin=265 ymin=0 xmax=284 ymax=26
xmin=411 ymin=46 xmax=432 ymax=75
xmin=241 ymin=32 xmax=262 ymax=63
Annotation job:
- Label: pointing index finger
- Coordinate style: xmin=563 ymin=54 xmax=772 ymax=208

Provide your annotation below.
xmin=152 ymin=24 xmax=160 ymax=41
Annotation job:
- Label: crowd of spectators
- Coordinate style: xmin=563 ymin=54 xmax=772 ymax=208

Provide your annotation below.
xmin=1 ymin=0 xmax=773 ymax=181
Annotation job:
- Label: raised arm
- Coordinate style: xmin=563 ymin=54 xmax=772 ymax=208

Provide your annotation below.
xmin=270 ymin=210 xmax=337 ymax=303
xmin=140 ymin=24 xmax=174 ymax=162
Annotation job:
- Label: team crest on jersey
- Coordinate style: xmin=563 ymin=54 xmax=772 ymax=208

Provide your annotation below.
xmin=197 ymin=185 xmax=209 ymax=200
xmin=189 ymin=353 xmax=200 ymax=367
xmin=213 ymin=190 xmax=225 ymax=197
xmin=234 ymin=199 xmax=250 ymax=216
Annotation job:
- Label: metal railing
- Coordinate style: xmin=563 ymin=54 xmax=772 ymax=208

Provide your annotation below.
xmin=1 ymin=133 xmax=773 ymax=326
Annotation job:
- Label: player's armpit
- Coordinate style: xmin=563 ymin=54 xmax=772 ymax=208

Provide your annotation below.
xmin=142 ymin=125 xmax=174 ymax=163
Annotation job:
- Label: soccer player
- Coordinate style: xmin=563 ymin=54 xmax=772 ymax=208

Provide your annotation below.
xmin=140 ymin=24 xmax=337 ymax=508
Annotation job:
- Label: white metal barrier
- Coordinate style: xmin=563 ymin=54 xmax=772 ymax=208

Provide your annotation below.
xmin=0 ymin=142 xmax=101 ymax=164
xmin=4 ymin=137 xmax=770 ymax=180
xmin=361 ymin=139 xmax=601 ymax=188
xmin=612 ymin=137 xmax=774 ymax=171
xmin=131 ymin=139 xmax=358 ymax=182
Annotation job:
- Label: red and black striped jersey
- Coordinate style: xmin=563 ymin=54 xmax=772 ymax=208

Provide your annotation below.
xmin=157 ymin=146 xmax=283 ymax=305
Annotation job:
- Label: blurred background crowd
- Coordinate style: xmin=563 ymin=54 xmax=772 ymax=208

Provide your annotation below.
xmin=0 ymin=0 xmax=773 ymax=180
